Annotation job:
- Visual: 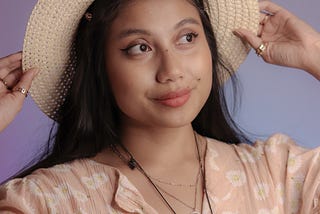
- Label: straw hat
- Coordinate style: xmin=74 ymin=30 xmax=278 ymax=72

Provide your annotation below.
xmin=22 ymin=0 xmax=259 ymax=120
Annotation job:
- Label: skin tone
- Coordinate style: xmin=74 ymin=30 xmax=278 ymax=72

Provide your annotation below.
xmin=104 ymin=0 xmax=212 ymax=165
xmin=101 ymin=0 xmax=212 ymax=212
xmin=0 ymin=0 xmax=320 ymax=212
xmin=0 ymin=53 xmax=38 ymax=131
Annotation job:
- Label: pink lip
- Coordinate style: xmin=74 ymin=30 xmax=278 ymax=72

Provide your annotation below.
xmin=154 ymin=89 xmax=191 ymax=107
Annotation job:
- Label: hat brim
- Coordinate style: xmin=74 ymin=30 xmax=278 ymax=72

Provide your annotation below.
xmin=22 ymin=0 xmax=259 ymax=120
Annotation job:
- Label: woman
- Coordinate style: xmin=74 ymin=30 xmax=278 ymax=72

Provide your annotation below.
xmin=1 ymin=0 xmax=320 ymax=213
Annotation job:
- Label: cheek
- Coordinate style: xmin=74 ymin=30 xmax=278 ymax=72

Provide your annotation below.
xmin=106 ymin=60 xmax=131 ymax=106
xmin=106 ymin=61 xmax=151 ymax=114
xmin=108 ymin=70 xmax=137 ymax=105
xmin=201 ymin=51 xmax=213 ymax=81
xmin=200 ymin=59 xmax=213 ymax=102
xmin=194 ymin=44 xmax=213 ymax=104
xmin=106 ymin=53 xmax=133 ymax=99
xmin=190 ymin=43 xmax=213 ymax=86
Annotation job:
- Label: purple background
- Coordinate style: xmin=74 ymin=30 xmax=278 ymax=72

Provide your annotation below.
xmin=1 ymin=0 xmax=320 ymax=183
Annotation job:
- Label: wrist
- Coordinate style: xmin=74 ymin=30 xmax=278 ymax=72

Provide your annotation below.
xmin=304 ymin=39 xmax=320 ymax=81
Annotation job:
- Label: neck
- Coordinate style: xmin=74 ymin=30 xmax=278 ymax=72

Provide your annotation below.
xmin=119 ymin=123 xmax=196 ymax=170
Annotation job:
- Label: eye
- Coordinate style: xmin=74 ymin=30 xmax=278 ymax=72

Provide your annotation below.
xmin=178 ymin=32 xmax=199 ymax=45
xmin=121 ymin=43 xmax=152 ymax=55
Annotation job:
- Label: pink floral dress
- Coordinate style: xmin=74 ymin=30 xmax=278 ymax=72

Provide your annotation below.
xmin=1 ymin=134 xmax=320 ymax=213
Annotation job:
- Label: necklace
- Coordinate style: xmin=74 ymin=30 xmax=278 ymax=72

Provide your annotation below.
xmin=110 ymin=132 xmax=214 ymax=214
xmin=194 ymin=134 xmax=214 ymax=213
xmin=155 ymin=168 xmax=201 ymax=212
xmin=149 ymin=165 xmax=200 ymax=187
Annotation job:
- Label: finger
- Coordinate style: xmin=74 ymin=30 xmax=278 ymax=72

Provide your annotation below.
xmin=1 ymin=68 xmax=23 ymax=89
xmin=12 ymin=68 xmax=39 ymax=98
xmin=258 ymin=1 xmax=276 ymax=32
xmin=0 ymin=60 xmax=22 ymax=79
xmin=259 ymin=13 xmax=272 ymax=25
xmin=259 ymin=13 xmax=265 ymax=25
xmin=233 ymin=29 xmax=269 ymax=58
xmin=0 ymin=52 xmax=22 ymax=68
xmin=258 ymin=14 xmax=266 ymax=37
xmin=0 ymin=78 xmax=9 ymax=91
xmin=258 ymin=13 xmax=264 ymax=37
xmin=0 ymin=52 xmax=22 ymax=78
xmin=258 ymin=13 xmax=273 ymax=37
xmin=259 ymin=1 xmax=282 ymax=15
xmin=233 ymin=29 xmax=262 ymax=49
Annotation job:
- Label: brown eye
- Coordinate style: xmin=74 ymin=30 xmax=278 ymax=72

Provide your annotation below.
xmin=178 ymin=32 xmax=199 ymax=45
xmin=140 ymin=44 xmax=148 ymax=52
xmin=186 ymin=34 xmax=193 ymax=42
xmin=121 ymin=43 xmax=152 ymax=56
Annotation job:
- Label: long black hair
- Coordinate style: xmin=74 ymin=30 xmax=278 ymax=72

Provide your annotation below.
xmin=13 ymin=0 xmax=249 ymax=179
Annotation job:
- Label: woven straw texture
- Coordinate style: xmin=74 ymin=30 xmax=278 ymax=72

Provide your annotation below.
xmin=22 ymin=0 xmax=259 ymax=120
xmin=207 ymin=0 xmax=259 ymax=81
xmin=22 ymin=0 xmax=94 ymax=120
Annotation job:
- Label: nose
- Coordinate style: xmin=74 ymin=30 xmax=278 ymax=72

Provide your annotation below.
xmin=156 ymin=49 xmax=184 ymax=83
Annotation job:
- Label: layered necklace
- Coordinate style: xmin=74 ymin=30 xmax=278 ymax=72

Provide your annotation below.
xmin=111 ymin=132 xmax=214 ymax=214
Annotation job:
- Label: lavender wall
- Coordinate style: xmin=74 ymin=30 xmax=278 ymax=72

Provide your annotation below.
xmin=0 ymin=0 xmax=320 ymax=183
xmin=229 ymin=0 xmax=320 ymax=146
xmin=0 ymin=0 xmax=52 ymax=182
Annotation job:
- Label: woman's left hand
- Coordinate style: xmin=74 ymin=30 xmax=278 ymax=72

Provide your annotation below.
xmin=233 ymin=1 xmax=320 ymax=80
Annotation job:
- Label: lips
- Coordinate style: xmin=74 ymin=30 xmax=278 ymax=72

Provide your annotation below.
xmin=154 ymin=89 xmax=191 ymax=107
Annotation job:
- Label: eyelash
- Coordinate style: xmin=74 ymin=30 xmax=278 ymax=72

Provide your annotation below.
xmin=120 ymin=43 xmax=151 ymax=55
xmin=179 ymin=32 xmax=199 ymax=44
xmin=120 ymin=31 xmax=199 ymax=55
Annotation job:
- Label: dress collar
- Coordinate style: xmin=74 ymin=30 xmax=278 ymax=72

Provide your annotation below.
xmin=112 ymin=167 xmax=157 ymax=213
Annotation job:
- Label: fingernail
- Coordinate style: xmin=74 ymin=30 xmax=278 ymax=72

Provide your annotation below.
xmin=233 ymin=30 xmax=243 ymax=38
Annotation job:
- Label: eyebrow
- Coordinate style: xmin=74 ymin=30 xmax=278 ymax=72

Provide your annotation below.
xmin=119 ymin=29 xmax=151 ymax=39
xmin=118 ymin=18 xmax=201 ymax=39
xmin=174 ymin=17 xmax=200 ymax=30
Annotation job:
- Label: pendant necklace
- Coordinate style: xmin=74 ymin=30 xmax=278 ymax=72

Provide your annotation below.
xmin=110 ymin=132 xmax=214 ymax=214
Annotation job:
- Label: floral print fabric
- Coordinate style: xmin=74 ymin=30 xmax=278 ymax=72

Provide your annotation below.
xmin=0 ymin=133 xmax=320 ymax=213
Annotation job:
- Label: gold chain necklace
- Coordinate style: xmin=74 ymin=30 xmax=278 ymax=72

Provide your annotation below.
xmin=110 ymin=132 xmax=214 ymax=214
xmin=155 ymin=169 xmax=201 ymax=212
xmin=149 ymin=165 xmax=201 ymax=187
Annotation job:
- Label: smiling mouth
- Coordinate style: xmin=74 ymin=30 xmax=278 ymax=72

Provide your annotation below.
xmin=154 ymin=89 xmax=191 ymax=108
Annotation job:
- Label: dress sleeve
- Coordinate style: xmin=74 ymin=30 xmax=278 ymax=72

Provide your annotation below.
xmin=0 ymin=177 xmax=50 ymax=213
xmin=254 ymin=133 xmax=320 ymax=213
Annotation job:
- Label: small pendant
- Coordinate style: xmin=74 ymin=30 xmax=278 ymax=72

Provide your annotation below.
xmin=128 ymin=158 xmax=136 ymax=170
xmin=191 ymin=211 xmax=200 ymax=214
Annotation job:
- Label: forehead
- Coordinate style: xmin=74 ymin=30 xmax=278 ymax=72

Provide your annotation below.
xmin=111 ymin=0 xmax=200 ymax=31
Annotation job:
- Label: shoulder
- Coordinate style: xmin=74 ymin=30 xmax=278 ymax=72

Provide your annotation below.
xmin=0 ymin=159 xmax=120 ymax=213
xmin=204 ymin=134 xmax=320 ymax=213
xmin=205 ymin=133 xmax=320 ymax=183
xmin=14 ymin=158 xmax=118 ymax=190
xmin=204 ymin=133 xmax=320 ymax=179
xmin=206 ymin=133 xmax=312 ymax=161
xmin=237 ymin=133 xmax=317 ymax=165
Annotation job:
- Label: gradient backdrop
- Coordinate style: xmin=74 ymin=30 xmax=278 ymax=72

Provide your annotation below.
xmin=1 ymin=0 xmax=320 ymax=183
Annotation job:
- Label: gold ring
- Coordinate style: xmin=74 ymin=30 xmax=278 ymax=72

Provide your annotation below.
xmin=14 ymin=87 xmax=28 ymax=97
xmin=256 ymin=43 xmax=267 ymax=57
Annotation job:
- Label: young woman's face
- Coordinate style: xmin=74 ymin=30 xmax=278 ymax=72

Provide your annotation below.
xmin=105 ymin=0 xmax=212 ymax=129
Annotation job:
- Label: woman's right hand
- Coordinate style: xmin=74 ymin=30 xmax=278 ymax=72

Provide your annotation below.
xmin=0 ymin=52 xmax=38 ymax=132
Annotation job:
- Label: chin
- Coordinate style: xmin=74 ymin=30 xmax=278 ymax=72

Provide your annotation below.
xmin=148 ymin=110 xmax=199 ymax=129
